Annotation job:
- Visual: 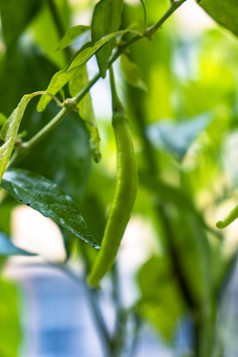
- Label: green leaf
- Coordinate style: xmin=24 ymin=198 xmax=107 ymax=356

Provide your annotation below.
xmin=69 ymin=64 xmax=101 ymax=162
xmin=0 ymin=279 xmax=21 ymax=356
xmin=38 ymin=29 xmax=139 ymax=113
xmin=38 ymin=30 xmax=127 ymax=111
xmin=147 ymin=113 xmax=212 ymax=161
xmin=0 ymin=92 xmax=44 ymax=182
xmin=139 ymin=172 xmax=196 ymax=214
xmin=37 ymin=68 xmax=78 ymax=112
xmin=0 ymin=230 xmax=35 ymax=256
xmin=139 ymin=286 xmax=183 ymax=340
xmin=81 ymin=194 xmax=106 ymax=245
xmin=69 ymin=30 xmax=135 ymax=71
xmin=121 ymin=54 xmax=147 ymax=91
xmin=91 ymin=0 xmax=123 ymax=77
xmin=0 ymin=0 xmax=41 ymax=47
xmin=137 ymin=256 xmax=185 ymax=340
xmin=57 ymin=25 xmax=90 ymax=50
xmin=0 ymin=42 xmax=58 ymax=117
xmin=0 ymin=43 xmax=91 ymax=209
xmin=0 ymin=113 xmax=7 ymax=127
xmin=0 ymin=44 xmax=92 ymax=257
xmin=138 ymin=256 xmax=172 ymax=302
xmin=31 ymin=3 xmax=66 ymax=68
xmin=19 ymin=107 xmax=92 ymax=255
xmin=0 ymin=200 xmax=18 ymax=236
xmin=198 ymin=0 xmax=238 ymax=37
xmin=1 ymin=168 xmax=100 ymax=249
xmin=20 ymin=110 xmax=91 ymax=208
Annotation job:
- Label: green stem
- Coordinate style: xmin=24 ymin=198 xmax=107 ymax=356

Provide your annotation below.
xmin=78 ymin=242 xmax=112 ymax=356
xmin=85 ymin=286 xmax=112 ymax=357
xmin=145 ymin=0 xmax=187 ymax=37
xmin=9 ymin=73 xmax=101 ymax=167
xmin=9 ymin=0 xmax=187 ymax=168
xmin=9 ymin=106 xmax=69 ymax=166
xmin=109 ymin=66 xmax=124 ymax=115
xmin=139 ymin=0 xmax=147 ymax=33
xmin=73 ymin=72 xmax=101 ymax=105
xmin=129 ymin=315 xmax=142 ymax=357
xmin=50 ymin=259 xmax=112 ymax=356
xmin=111 ymin=264 xmax=122 ymax=328
xmin=110 ymin=264 xmax=127 ymax=357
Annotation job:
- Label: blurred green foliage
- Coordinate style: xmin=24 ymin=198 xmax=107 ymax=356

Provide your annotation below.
xmin=0 ymin=0 xmax=238 ymax=356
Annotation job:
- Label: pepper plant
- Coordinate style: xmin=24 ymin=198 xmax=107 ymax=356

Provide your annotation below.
xmin=0 ymin=0 xmax=238 ymax=356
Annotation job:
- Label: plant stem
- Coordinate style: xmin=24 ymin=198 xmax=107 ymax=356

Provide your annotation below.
xmin=85 ymin=286 xmax=112 ymax=357
xmin=129 ymin=315 xmax=142 ymax=357
xmin=139 ymin=0 xmax=147 ymax=33
xmin=50 ymin=260 xmax=112 ymax=356
xmin=145 ymin=0 xmax=187 ymax=37
xmin=9 ymin=106 xmax=69 ymax=166
xmin=110 ymin=264 xmax=127 ymax=357
xmin=73 ymin=72 xmax=101 ymax=105
xmin=78 ymin=242 xmax=112 ymax=356
xmin=9 ymin=0 xmax=187 ymax=168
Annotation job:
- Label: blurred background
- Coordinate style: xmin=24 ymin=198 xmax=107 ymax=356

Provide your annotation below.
xmin=1 ymin=0 xmax=238 ymax=356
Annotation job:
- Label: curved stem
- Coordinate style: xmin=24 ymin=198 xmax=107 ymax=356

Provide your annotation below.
xmin=129 ymin=315 xmax=142 ymax=357
xmin=9 ymin=106 xmax=69 ymax=166
xmin=50 ymin=260 xmax=112 ymax=356
xmin=85 ymin=286 xmax=112 ymax=357
xmin=145 ymin=0 xmax=187 ymax=37
xmin=110 ymin=264 xmax=126 ymax=356
xmin=109 ymin=66 xmax=123 ymax=113
xmin=78 ymin=242 xmax=112 ymax=356
xmin=139 ymin=0 xmax=147 ymax=33
xmin=73 ymin=72 xmax=101 ymax=105
xmin=9 ymin=0 xmax=187 ymax=168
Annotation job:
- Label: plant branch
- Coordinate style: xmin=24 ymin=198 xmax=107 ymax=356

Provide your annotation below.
xmin=73 ymin=72 xmax=101 ymax=105
xmin=78 ymin=242 xmax=112 ymax=356
xmin=50 ymin=260 xmax=112 ymax=355
xmin=129 ymin=314 xmax=142 ymax=357
xmin=110 ymin=264 xmax=127 ymax=356
xmin=9 ymin=0 xmax=187 ymax=168
xmin=9 ymin=106 xmax=69 ymax=166
xmin=84 ymin=286 xmax=112 ymax=356
xmin=145 ymin=0 xmax=187 ymax=37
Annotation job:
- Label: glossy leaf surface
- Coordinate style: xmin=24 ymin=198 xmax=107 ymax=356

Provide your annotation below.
xmin=1 ymin=168 xmax=99 ymax=249
xmin=0 ymin=92 xmax=43 ymax=182
xmin=69 ymin=30 xmax=136 ymax=70
xmin=57 ymin=25 xmax=90 ymax=50
xmin=198 ymin=0 xmax=238 ymax=37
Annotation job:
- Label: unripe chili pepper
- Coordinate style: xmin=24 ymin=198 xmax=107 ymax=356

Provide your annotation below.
xmin=88 ymin=67 xmax=138 ymax=287
xmin=216 ymin=204 xmax=238 ymax=229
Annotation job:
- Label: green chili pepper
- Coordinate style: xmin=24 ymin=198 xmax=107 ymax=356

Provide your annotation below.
xmin=87 ymin=67 xmax=138 ymax=288
xmin=216 ymin=204 xmax=238 ymax=229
